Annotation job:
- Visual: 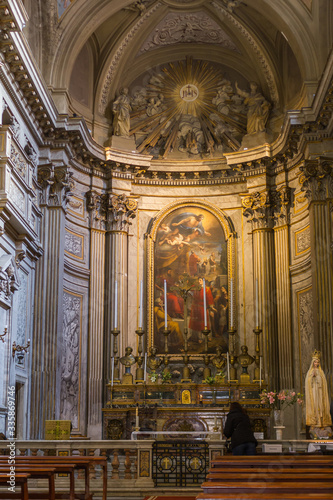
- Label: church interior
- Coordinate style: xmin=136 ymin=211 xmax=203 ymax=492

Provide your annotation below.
xmin=0 ymin=0 xmax=333 ymax=498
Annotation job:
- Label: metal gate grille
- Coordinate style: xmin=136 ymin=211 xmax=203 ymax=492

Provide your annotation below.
xmin=152 ymin=440 xmax=208 ymax=487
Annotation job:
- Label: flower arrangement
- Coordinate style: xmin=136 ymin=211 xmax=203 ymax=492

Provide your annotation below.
xmin=149 ymin=371 xmax=159 ymax=383
xmin=260 ymin=389 xmax=303 ymax=409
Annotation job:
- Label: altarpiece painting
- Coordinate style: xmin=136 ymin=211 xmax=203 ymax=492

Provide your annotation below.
xmin=147 ymin=202 xmax=234 ymax=356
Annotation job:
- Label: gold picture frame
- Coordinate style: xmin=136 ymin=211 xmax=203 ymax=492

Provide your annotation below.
xmin=146 ymin=200 xmax=236 ymax=358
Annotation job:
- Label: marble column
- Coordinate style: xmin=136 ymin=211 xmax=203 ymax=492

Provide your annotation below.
xmin=299 ymin=158 xmax=333 ymax=381
xmin=272 ymin=187 xmax=293 ymax=388
xmin=86 ymin=190 xmax=106 ymax=438
xmin=30 ymin=165 xmax=72 ymax=438
xmin=86 ymin=191 xmax=137 ymax=437
xmin=242 ymin=191 xmax=279 ymax=388
xmin=104 ymin=194 xmax=138 ymax=389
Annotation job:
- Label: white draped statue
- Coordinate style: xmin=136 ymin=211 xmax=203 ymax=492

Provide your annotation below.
xmin=305 ymin=351 xmax=332 ymax=434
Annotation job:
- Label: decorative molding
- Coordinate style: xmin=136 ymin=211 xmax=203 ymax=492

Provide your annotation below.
xmin=10 ymin=142 xmax=27 ymax=179
xmin=64 ymin=229 xmax=84 ymax=260
xmin=68 ymin=196 xmax=84 ymax=218
xmin=99 ymin=1 xmax=162 ymax=114
xmin=8 ymin=176 xmax=25 ymax=213
xmin=138 ymin=12 xmax=240 ymax=54
xmin=295 ymin=225 xmax=310 ymax=256
xmin=211 ymin=1 xmax=279 ymax=106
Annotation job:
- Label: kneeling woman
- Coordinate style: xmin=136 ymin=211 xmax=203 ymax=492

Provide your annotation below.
xmin=224 ymin=402 xmax=257 ymax=455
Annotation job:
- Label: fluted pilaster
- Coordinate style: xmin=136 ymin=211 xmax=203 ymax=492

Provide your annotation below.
xmin=31 ymin=165 xmax=71 ymax=438
xmin=299 ymin=158 xmax=333 ymax=383
xmin=87 ymin=227 xmax=105 ymax=435
xmin=272 ymin=187 xmax=293 ymax=388
xmin=242 ymin=191 xmax=279 ymax=388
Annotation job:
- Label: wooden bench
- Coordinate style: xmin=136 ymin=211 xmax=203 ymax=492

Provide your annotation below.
xmin=199 ymin=454 xmax=333 ymax=500
xmin=205 ymin=472 xmax=333 ymax=482
xmin=0 ymin=473 xmax=30 ymax=500
xmin=197 ymin=494 xmax=333 ymax=500
xmin=0 ymin=465 xmax=56 ymax=500
xmin=10 ymin=454 xmax=108 ymax=500
xmin=200 ymin=481 xmax=333 ymax=494
xmin=0 ymin=460 xmax=77 ymax=500
xmin=210 ymin=455 xmax=333 ymax=469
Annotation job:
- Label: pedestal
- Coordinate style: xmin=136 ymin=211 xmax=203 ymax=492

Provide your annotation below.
xmin=274 ymin=425 xmax=285 ymax=440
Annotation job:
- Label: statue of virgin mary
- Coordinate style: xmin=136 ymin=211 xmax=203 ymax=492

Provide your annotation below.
xmin=305 ymin=350 xmax=332 ymax=438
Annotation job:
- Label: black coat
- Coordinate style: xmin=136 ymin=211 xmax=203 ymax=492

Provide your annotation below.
xmin=224 ymin=409 xmax=257 ymax=450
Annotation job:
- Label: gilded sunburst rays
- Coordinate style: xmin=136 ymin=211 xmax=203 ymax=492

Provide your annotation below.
xmin=130 ymin=57 xmax=245 ymax=157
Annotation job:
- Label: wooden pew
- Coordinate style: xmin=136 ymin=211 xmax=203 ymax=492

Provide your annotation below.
xmin=11 ymin=455 xmax=108 ymax=500
xmin=0 ymin=461 xmax=77 ymax=500
xmin=210 ymin=455 xmax=333 ymax=469
xmin=205 ymin=472 xmax=333 ymax=482
xmin=199 ymin=481 xmax=333 ymax=495
xmin=0 ymin=465 xmax=56 ymax=500
xmin=199 ymin=454 xmax=333 ymax=500
xmin=197 ymin=494 xmax=333 ymax=500
xmin=0 ymin=473 xmax=30 ymax=500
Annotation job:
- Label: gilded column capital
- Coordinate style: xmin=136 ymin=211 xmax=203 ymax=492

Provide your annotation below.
xmin=271 ymin=186 xmax=292 ymax=227
xmin=37 ymin=164 xmax=73 ymax=208
xmin=105 ymin=193 xmax=138 ymax=232
xmin=241 ymin=191 xmax=272 ymax=230
xmin=299 ymin=158 xmax=333 ymax=202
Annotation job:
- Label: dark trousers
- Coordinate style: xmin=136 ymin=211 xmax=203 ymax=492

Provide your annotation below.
xmin=232 ymin=442 xmax=257 ymax=455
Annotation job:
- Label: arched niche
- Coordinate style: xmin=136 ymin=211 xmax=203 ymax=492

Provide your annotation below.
xmin=146 ymin=200 xmax=236 ymax=358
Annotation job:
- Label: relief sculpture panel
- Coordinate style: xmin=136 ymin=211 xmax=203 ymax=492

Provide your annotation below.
xmin=61 ymin=291 xmax=82 ymax=430
xmin=298 ymin=287 xmax=314 ymax=386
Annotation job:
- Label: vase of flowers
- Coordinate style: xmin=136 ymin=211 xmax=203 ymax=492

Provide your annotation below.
xmin=260 ymin=389 xmax=303 ymax=430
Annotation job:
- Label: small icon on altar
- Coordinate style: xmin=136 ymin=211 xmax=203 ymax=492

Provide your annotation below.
xmin=182 ymin=389 xmax=191 ymax=404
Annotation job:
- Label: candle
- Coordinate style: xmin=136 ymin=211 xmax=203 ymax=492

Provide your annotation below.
xmin=139 ymin=280 xmax=143 ymax=329
xmin=144 ymin=352 xmax=147 ymax=382
xmin=203 ymin=278 xmax=207 ymax=328
xmin=214 ymin=416 xmax=217 ymax=428
xmin=164 ymin=280 xmax=167 ymax=326
xmin=114 ymin=280 xmax=118 ymax=329
xmin=111 ymin=357 xmax=115 ymax=387
xmin=259 ymin=356 xmax=262 ymax=389
xmin=230 ymin=279 xmax=233 ymax=328
xmin=255 ymin=279 xmax=259 ymax=328
xmin=227 ymin=352 xmax=230 ymax=382
xmin=135 ymin=407 xmax=139 ymax=428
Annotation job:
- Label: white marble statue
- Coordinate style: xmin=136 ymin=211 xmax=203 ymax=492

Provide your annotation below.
xmin=305 ymin=350 xmax=332 ymax=438
xmin=112 ymin=87 xmax=132 ymax=137
xmin=235 ymin=81 xmax=270 ymax=134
